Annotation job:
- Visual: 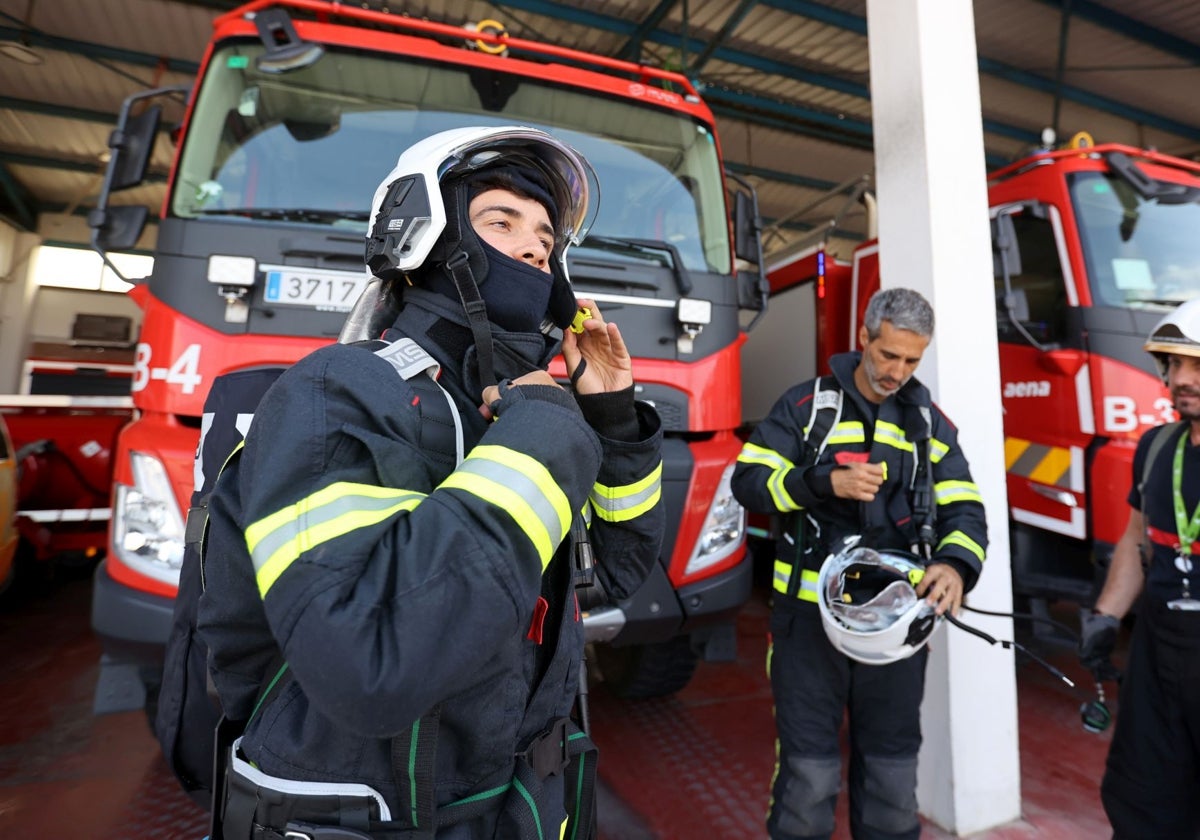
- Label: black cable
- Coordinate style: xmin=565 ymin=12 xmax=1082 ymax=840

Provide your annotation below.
xmin=944 ymin=613 xmax=1075 ymax=689
xmin=962 ymin=604 xmax=1081 ymax=642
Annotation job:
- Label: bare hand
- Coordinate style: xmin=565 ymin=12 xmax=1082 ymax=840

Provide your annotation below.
xmin=479 ymin=370 xmax=562 ymax=420
xmin=916 ymin=563 xmax=964 ymax=616
xmin=829 ymin=462 xmax=885 ymax=501
xmin=561 ymin=299 xmax=633 ymax=395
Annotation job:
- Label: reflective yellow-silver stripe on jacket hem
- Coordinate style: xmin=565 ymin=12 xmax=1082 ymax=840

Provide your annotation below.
xmin=772 ymin=561 xmax=819 ymax=602
xmin=248 ymin=482 xmax=428 ymax=597
xmin=440 ymin=444 xmax=572 ymax=571
xmin=737 ymin=443 xmax=802 ymax=512
xmin=589 ymin=461 xmax=662 ymax=523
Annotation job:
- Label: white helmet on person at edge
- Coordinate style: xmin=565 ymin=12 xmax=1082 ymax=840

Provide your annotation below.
xmin=341 ymin=126 xmax=599 ymax=343
xmin=817 ymin=536 xmax=940 ymax=665
xmin=1144 ymin=298 xmax=1200 ymax=383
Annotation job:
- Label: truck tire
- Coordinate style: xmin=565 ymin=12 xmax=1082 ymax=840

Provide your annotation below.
xmin=595 ymin=635 xmax=699 ymax=699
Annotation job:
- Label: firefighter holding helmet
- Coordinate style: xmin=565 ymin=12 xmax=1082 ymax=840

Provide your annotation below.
xmin=197 ymin=126 xmax=664 ymax=839
xmin=732 ymin=287 xmax=987 ymax=840
xmin=1081 ymin=298 xmax=1200 ymax=838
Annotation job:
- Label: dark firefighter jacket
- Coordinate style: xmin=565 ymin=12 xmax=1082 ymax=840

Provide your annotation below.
xmin=731 ymin=352 xmax=986 ymax=602
xmin=197 ymin=292 xmax=664 ymax=837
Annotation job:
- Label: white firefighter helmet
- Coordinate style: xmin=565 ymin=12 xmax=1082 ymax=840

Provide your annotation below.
xmin=816 ymin=539 xmax=939 ymax=665
xmin=344 ymin=125 xmax=598 ymax=343
xmin=1144 ymin=299 xmax=1200 ymax=382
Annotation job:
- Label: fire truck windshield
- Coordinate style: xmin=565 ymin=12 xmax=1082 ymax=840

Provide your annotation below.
xmin=172 ymin=42 xmax=730 ymax=274
xmin=1069 ymin=171 xmax=1200 ymax=309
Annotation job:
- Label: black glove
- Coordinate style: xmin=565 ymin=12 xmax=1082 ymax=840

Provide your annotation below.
xmin=488 ymin=378 xmax=579 ymax=419
xmin=1079 ymin=611 xmax=1121 ymax=681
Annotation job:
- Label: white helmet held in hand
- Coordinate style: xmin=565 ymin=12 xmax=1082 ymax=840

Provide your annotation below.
xmin=817 ymin=538 xmax=939 ymax=665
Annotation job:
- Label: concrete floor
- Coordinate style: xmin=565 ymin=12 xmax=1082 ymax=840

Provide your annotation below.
xmin=0 ymin=562 xmax=1116 ymax=839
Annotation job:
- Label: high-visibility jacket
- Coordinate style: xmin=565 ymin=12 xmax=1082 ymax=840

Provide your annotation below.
xmin=732 ymin=352 xmax=986 ymax=601
xmin=197 ymin=295 xmax=664 ymax=836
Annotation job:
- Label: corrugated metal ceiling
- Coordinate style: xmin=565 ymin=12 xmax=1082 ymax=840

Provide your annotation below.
xmin=0 ymin=0 xmax=1197 ymax=260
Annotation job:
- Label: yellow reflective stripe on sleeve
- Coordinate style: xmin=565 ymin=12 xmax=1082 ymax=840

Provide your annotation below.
xmin=938 ymin=530 xmax=985 ymax=562
xmin=590 ymin=461 xmax=662 ymax=523
xmin=874 ymin=420 xmax=914 ymax=453
xmin=738 ymin=443 xmax=802 ymax=512
xmin=935 ymin=480 xmax=983 ymax=505
xmin=247 ymin=482 xmax=427 ymax=598
xmin=930 ymin=438 xmax=950 ymax=464
xmin=439 ymin=444 xmax=571 ymax=571
xmin=826 ymin=421 xmax=864 ymax=445
xmin=771 ymin=561 xmax=819 ymax=602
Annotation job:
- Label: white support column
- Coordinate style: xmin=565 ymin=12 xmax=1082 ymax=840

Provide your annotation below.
xmin=0 ymin=223 xmax=40 ymax=394
xmin=865 ymin=0 xmax=1021 ymax=835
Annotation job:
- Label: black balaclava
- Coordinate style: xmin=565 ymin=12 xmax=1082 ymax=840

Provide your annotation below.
xmin=423 ymin=162 xmax=561 ymax=335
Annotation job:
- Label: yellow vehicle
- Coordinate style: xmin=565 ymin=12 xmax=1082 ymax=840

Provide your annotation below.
xmin=0 ymin=414 xmax=16 ymax=592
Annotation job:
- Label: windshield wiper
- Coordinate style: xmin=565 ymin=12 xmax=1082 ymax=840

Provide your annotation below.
xmin=196 ymin=207 xmax=370 ymax=224
xmin=577 ymin=235 xmax=693 ymax=296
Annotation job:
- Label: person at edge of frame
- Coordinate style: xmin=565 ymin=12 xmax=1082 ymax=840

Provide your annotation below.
xmin=1080 ymin=298 xmax=1200 ymax=840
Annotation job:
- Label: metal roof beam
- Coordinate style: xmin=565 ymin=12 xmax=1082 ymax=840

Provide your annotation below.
xmin=0 ymin=95 xmax=121 ymax=126
xmin=690 ymin=0 xmax=760 ymax=74
xmin=0 ymin=163 xmax=36 ymax=231
xmin=760 ymin=0 xmax=1200 ymax=140
xmin=0 ymin=150 xmax=168 ymax=183
xmin=0 ymin=25 xmax=199 ymax=74
xmin=616 ymin=0 xmax=678 ymax=61
xmin=1030 ymin=0 xmax=1200 ymax=65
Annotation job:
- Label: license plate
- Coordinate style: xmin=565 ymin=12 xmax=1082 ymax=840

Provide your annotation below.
xmin=262 ymin=266 xmax=368 ymax=312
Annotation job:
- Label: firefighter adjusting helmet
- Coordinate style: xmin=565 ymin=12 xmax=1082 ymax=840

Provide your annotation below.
xmin=1144 ymin=298 xmax=1200 ymax=382
xmin=816 ymin=539 xmax=939 ymax=665
xmin=343 ymin=125 xmax=598 ymax=343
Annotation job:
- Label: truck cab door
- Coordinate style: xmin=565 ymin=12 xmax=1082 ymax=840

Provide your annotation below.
xmin=993 ymin=204 xmax=1088 ymax=541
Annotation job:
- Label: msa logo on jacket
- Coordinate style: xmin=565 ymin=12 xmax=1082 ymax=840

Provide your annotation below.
xmin=1003 ymin=380 xmax=1051 ymax=398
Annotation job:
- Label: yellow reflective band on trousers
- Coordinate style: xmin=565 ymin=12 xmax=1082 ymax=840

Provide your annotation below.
xmin=248 ymin=482 xmax=428 ymax=597
xmin=938 ymin=529 xmax=985 ymax=562
xmin=772 ymin=560 xmax=819 ymax=602
xmin=440 ymin=444 xmax=571 ymax=571
xmin=589 ymin=461 xmax=662 ymax=523
xmin=935 ymin=479 xmax=983 ymax=505
xmin=737 ymin=443 xmax=802 ymax=512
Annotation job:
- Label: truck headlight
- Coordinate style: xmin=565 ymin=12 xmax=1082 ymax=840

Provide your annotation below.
xmin=112 ymin=451 xmax=185 ymax=584
xmin=684 ymin=462 xmax=745 ymax=576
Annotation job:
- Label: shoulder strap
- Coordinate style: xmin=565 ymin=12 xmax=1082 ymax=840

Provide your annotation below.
xmin=910 ymin=405 xmax=936 ymax=557
xmin=1140 ymin=420 xmax=1184 ymax=521
xmin=801 ymin=375 xmax=843 ymax=465
xmin=358 ymin=337 xmax=464 ymax=469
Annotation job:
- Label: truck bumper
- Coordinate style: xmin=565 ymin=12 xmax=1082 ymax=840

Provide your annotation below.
xmin=584 ymin=553 xmax=753 ymax=656
xmin=90 ymin=561 xmax=173 ymax=714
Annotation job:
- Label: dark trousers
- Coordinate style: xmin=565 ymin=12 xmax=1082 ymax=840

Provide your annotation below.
xmin=766 ymin=600 xmax=928 ymax=840
xmin=1101 ymin=600 xmax=1200 ymax=840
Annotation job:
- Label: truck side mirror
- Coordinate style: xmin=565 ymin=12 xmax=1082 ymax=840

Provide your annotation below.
xmin=1003 ymin=288 xmax=1030 ymax=323
xmin=108 ymin=105 xmax=163 ymax=192
xmin=991 ymin=213 xmax=1022 ymax=278
xmin=89 ymin=205 xmax=149 ymax=253
xmin=733 ymin=190 xmax=760 ymax=265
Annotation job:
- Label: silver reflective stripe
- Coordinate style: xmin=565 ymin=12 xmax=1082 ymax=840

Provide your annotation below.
xmin=249 ymin=487 xmax=426 ymax=575
xmin=229 ymin=737 xmax=392 ymax=820
xmin=455 ymin=458 xmax=564 ymax=545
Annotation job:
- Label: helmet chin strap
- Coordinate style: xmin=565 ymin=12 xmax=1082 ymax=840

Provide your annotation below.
xmin=443 ymin=250 xmax=497 ymax=389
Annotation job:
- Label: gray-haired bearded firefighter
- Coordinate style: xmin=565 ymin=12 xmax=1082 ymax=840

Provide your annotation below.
xmin=197 ymin=126 xmax=665 ymax=840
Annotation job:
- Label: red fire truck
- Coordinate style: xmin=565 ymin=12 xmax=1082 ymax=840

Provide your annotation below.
xmin=759 ymin=137 xmax=1193 ymax=606
xmin=88 ymin=0 xmax=766 ymax=712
